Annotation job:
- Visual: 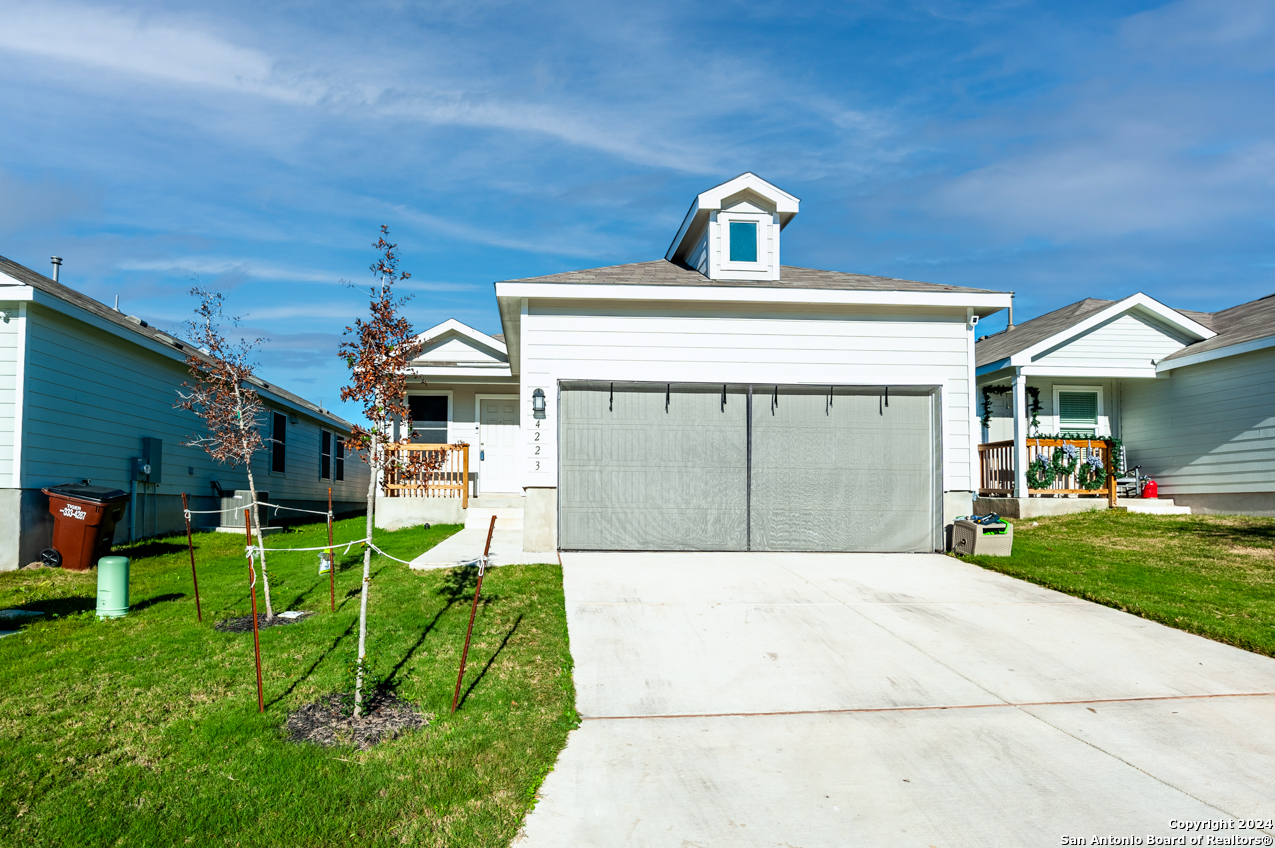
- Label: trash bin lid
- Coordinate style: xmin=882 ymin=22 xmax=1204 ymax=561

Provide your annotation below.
xmin=42 ymin=482 xmax=130 ymax=504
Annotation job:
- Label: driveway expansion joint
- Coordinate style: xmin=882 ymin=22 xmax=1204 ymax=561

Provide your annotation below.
xmin=581 ymin=690 xmax=1275 ymax=721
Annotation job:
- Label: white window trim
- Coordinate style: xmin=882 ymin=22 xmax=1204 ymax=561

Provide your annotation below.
xmin=719 ymin=211 xmax=767 ymax=271
xmin=406 ymin=389 xmax=452 ymax=444
xmin=1052 ymin=385 xmax=1105 ymax=437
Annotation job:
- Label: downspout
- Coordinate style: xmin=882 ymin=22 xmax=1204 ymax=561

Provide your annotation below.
xmin=129 ymin=476 xmax=137 ymax=542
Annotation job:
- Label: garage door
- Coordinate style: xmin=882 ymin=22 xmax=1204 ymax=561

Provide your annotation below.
xmin=559 ymin=382 xmax=940 ymax=552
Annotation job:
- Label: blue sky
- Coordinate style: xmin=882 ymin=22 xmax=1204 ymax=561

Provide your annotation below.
xmin=2 ymin=0 xmax=1272 ymax=423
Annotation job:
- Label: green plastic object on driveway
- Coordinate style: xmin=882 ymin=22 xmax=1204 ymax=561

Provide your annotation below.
xmin=96 ymin=556 xmax=130 ymax=619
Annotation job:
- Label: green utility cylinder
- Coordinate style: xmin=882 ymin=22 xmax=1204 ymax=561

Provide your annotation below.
xmin=96 ymin=556 xmax=130 ymax=619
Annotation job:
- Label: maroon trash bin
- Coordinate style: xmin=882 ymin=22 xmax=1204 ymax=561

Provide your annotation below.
xmin=41 ymin=483 xmax=130 ymax=570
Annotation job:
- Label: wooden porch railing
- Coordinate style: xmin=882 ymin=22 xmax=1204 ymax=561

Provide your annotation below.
xmin=382 ymin=443 xmax=469 ymax=508
xmin=978 ymin=440 xmax=1015 ymax=495
xmin=979 ymin=438 xmax=1118 ymax=508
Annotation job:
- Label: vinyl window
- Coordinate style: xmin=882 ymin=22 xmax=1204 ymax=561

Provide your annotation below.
xmin=271 ymin=412 xmax=287 ymax=473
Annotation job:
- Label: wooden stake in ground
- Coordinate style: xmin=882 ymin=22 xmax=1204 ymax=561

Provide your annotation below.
xmin=180 ymin=492 xmax=202 ymax=622
xmin=243 ymin=508 xmax=265 ymax=713
xmin=452 ymin=515 xmax=497 ymax=713
xmin=327 ymin=487 xmax=335 ymax=613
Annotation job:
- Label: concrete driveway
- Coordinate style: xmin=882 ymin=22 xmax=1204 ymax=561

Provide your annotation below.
xmin=517 ymin=552 xmax=1275 ymax=847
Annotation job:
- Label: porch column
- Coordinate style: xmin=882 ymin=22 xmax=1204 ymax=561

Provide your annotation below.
xmin=1012 ymin=369 xmax=1028 ymax=497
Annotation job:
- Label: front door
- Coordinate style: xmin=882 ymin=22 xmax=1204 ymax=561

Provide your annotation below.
xmin=479 ymin=397 xmax=520 ymax=494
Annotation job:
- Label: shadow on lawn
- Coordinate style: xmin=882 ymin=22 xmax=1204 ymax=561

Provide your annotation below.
xmin=131 ymin=592 xmax=186 ymax=613
xmin=267 ymin=617 xmax=358 ymax=709
xmin=121 ymin=541 xmax=189 ymax=558
xmin=23 ymin=596 xmax=95 ymax=616
xmin=1187 ymin=520 xmax=1275 ymax=547
xmin=381 ymin=565 xmax=501 ymax=693
xmin=456 ymin=613 xmax=524 ymax=711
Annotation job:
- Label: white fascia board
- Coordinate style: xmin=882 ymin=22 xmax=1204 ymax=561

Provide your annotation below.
xmin=665 ymin=197 xmax=702 ymax=261
xmin=976 ymin=358 xmax=1012 ymax=377
xmin=1156 ymin=333 xmax=1275 ymax=373
xmin=494 ymin=282 xmax=1012 ymax=311
xmin=415 ymin=318 xmax=507 ymax=355
xmin=407 ymin=366 xmax=514 ymax=379
xmin=1009 ymin=293 xmax=1216 ymax=366
xmin=1018 ymin=365 xmax=1161 ymax=379
xmin=700 ymin=173 xmax=800 ymax=214
xmin=0 ymin=284 xmax=36 ymax=301
xmin=27 ymin=288 xmax=351 ymax=430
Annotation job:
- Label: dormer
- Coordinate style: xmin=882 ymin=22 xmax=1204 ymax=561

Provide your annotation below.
xmin=665 ymin=173 xmax=800 ymax=282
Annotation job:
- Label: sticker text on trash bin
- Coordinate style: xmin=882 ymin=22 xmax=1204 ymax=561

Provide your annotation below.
xmin=60 ymin=503 xmax=87 ymax=520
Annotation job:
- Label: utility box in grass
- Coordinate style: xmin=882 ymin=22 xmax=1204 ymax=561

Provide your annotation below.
xmin=952 ymin=520 xmax=1013 ymax=556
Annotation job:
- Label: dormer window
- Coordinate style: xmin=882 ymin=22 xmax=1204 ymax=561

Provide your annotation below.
xmin=728 ymin=221 xmax=758 ymax=263
xmin=665 ymin=172 xmax=799 ymax=282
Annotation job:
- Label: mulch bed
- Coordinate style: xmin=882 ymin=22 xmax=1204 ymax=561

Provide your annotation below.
xmin=285 ymin=691 xmax=430 ymax=750
xmin=214 ymin=611 xmax=313 ymax=633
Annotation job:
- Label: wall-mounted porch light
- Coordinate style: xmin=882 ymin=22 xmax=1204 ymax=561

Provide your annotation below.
xmin=532 ymin=388 xmax=546 ymax=419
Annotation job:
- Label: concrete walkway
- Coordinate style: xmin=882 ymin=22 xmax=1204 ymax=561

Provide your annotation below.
xmin=409 ymin=505 xmax=556 ymax=570
xmin=517 ymin=552 xmax=1275 ymax=847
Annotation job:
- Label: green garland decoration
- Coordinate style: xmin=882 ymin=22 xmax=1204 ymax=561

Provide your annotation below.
xmin=1026 ymin=455 xmax=1056 ymax=489
xmin=980 ymin=385 xmax=1042 ymax=434
xmin=1077 ymin=455 xmax=1108 ymax=490
xmin=1051 ymin=444 xmax=1079 ymax=478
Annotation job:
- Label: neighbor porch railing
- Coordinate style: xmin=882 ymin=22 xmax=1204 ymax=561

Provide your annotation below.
xmin=978 ymin=438 xmax=1117 ymax=508
xmin=382 ymin=443 xmax=469 ymax=507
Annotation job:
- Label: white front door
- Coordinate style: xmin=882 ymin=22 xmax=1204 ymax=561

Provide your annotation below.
xmin=479 ymin=397 xmax=520 ymax=494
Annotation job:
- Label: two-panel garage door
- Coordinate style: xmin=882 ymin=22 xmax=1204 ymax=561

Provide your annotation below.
xmin=558 ymin=382 xmax=940 ymax=552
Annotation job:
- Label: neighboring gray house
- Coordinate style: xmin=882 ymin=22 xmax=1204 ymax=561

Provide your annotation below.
xmin=976 ymin=291 xmax=1275 ymax=516
xmin=0 ymin=254 xmax=371 ymax=570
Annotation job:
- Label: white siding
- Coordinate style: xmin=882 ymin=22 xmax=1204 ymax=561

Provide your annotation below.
xmin=519 ymin=300 xmax=975 ymax=491
xmin=419 ymin=335 xmax=505 ymax=363
xmin=690 ymin=232 xmax=708 ymax=275
xmin=21 ymin=303 xmax=368 ymax=503
xmin=0 ymin=302 xmax=20 ymax=483
xmin=1121 ymin=347 xmax=1275 ymax=495
xmin=1032 ymin=313 xmax=1191 ymax=372
xmin=981 ymin=378 xmax=1118 ymax=442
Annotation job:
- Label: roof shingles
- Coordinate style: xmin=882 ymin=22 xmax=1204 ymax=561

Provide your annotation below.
xmin=499 ymin=259 xmax=997 ymax=294
xmin=0 ymin=254 xmax=353 ymax=429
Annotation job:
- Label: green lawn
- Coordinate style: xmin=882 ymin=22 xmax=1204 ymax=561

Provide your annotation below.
xmin=0 ymin=518 xmax=576 ymax=847
xmin=961 ymin=510 xmax=1275 ymax=657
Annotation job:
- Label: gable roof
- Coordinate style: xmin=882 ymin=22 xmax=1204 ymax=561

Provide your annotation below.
xmin=977 ymin=289 xmax=1273 ymax=373
xmin=413 ymin=318 xmax=507 ymax=361
xmin=0 ymin=254 xmax=354 ymax=430
xmin=1158 ymin=293 xmax=1275 ymax=367
xmin=976 ymin=293 xmax=1215 ymax=370
xmin=976 ymin=298 xmax=1114 ymax=366
xmin=499 ymin=259 xmax=999 ymax=294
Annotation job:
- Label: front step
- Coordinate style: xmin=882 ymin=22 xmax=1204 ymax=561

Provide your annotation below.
xmin=465 ymin=507 xmax=524 ymax=530
xmin=471 ymin=494 xmax=525 ymax=509
xmin=1118 ymin=497 xmax=1192 ymax=515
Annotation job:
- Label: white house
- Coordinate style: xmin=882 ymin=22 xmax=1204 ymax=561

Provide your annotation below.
xmin=395 ymin=173 xmax=1011 ymax=552
xmin=0 ymin=254 xmax=371 ymax=570
xmin=976 ymin=290 xmax=1275 ymax=516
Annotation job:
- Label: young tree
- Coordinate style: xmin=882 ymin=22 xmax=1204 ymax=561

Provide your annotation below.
xmin=175 ymin=288 xmax=277 ymax=620
xmin=339 ymin=226 xmax=434 ymax=716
